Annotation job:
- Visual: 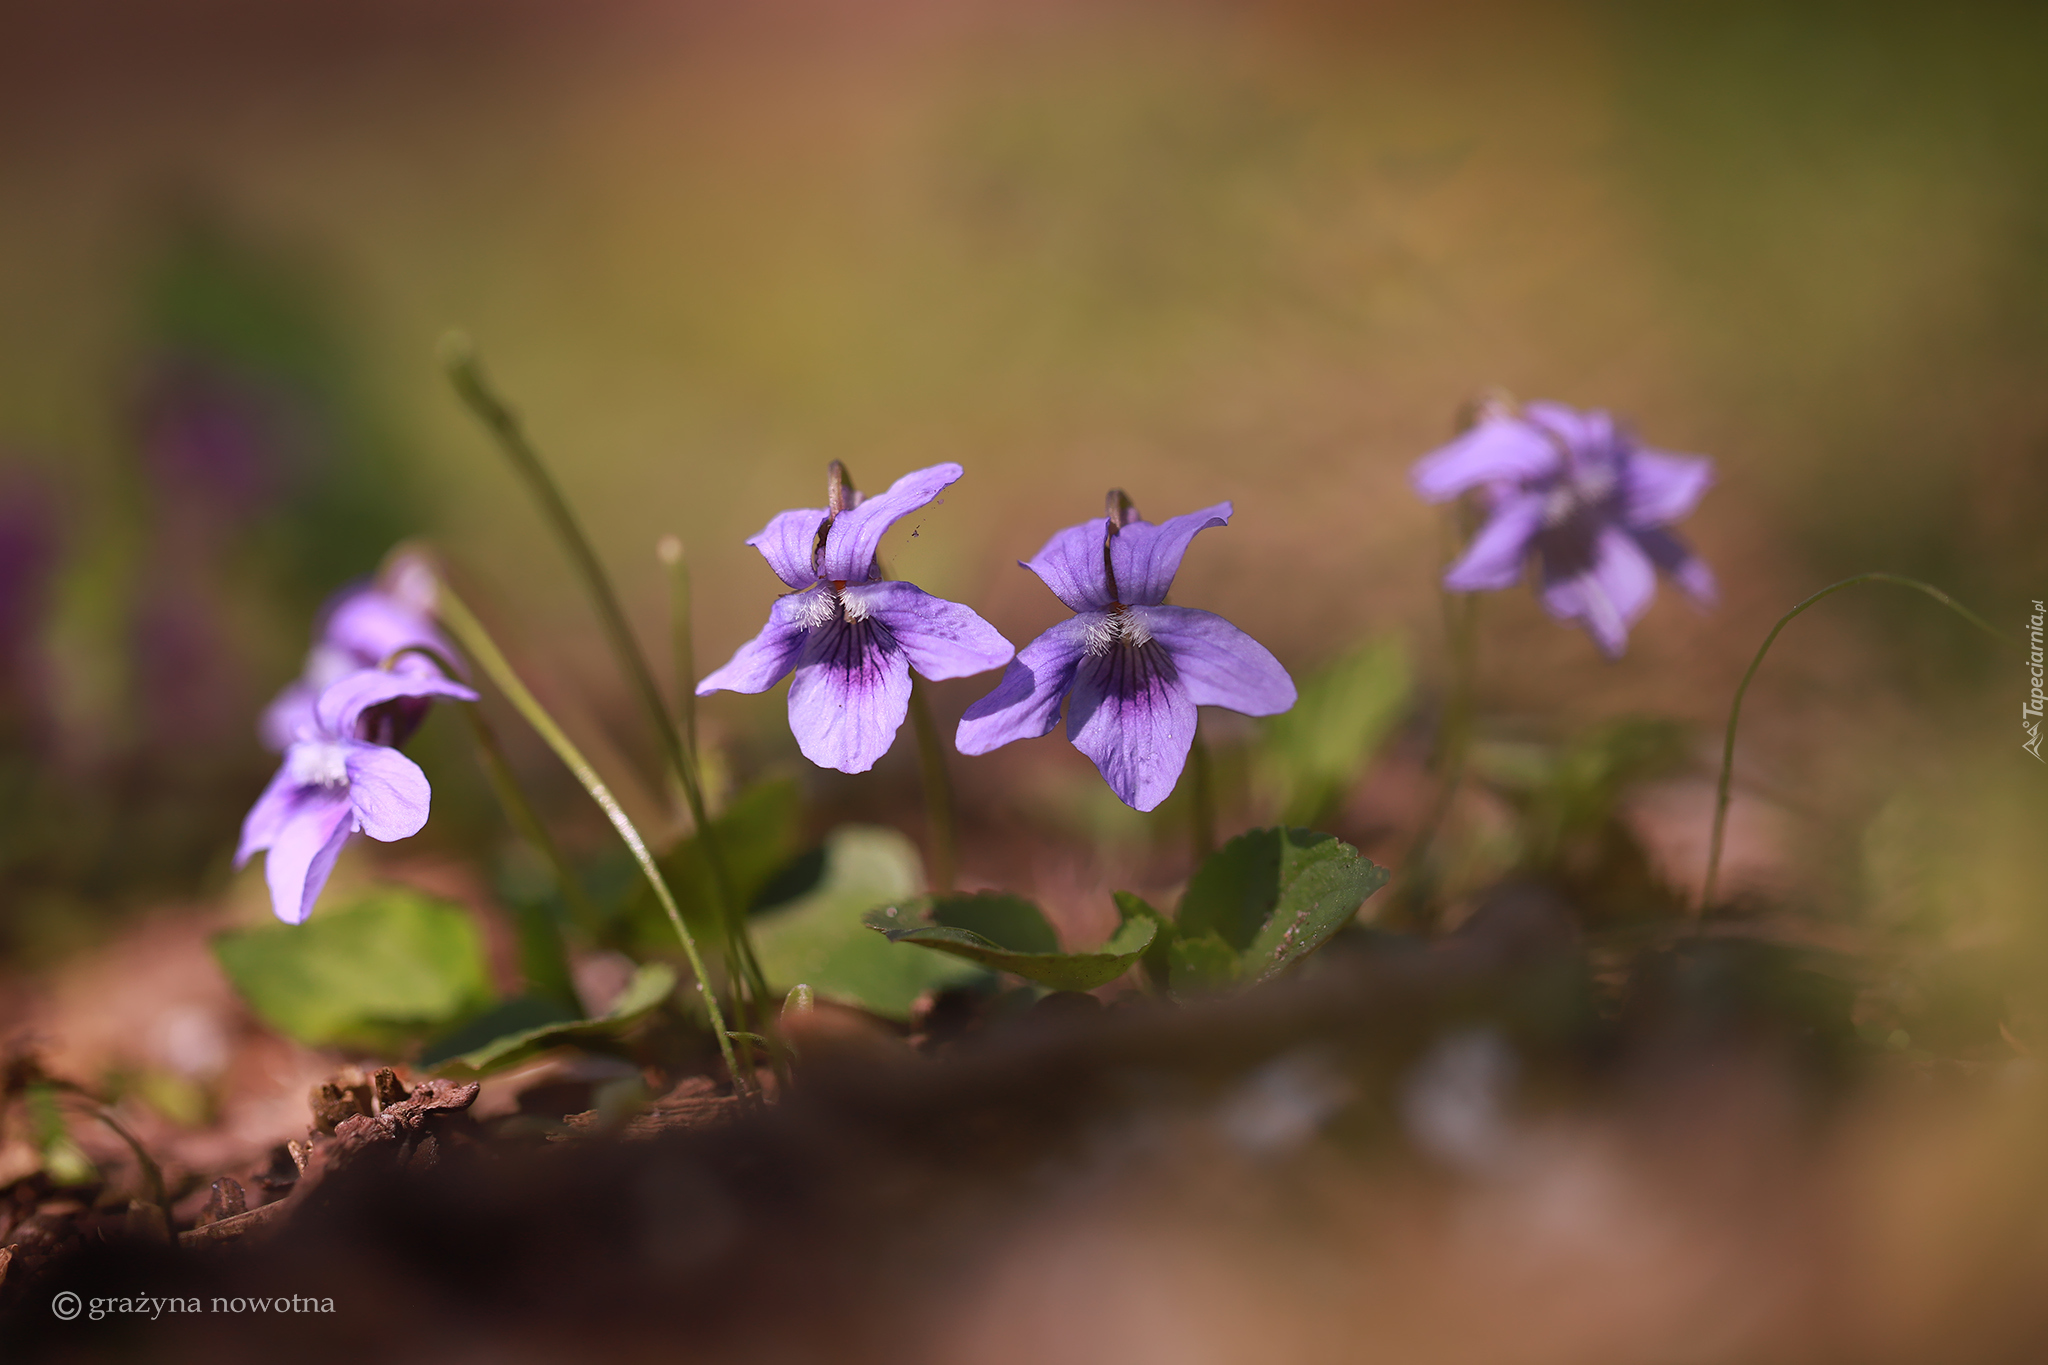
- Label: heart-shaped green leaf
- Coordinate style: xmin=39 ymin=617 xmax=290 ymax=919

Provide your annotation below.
xmin=213 ymin=887 xmax=494 ymax=1054
xmin=866 ymin=892 xmax=1158 ymax=992
xmin=426 ymin=962 xmax=678 ymax=1076
xmin=1177 ymin=828 xmax=1389 ymax=985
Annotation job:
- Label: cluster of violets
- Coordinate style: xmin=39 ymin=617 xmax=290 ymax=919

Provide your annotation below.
xmin=238 ymin=399 xmax=1714 ymax=925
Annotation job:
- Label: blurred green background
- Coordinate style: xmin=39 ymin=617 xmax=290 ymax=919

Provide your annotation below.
xmin=0 ymin=0 xmax=2042 ymax=972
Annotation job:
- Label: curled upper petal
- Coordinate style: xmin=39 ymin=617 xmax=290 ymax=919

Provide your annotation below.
xmin=955 ymin=616 xmax=1095 ymax=755
xmin=819 ymin=463 xmax=962 ymax=583
xmin=845 ymin=580 xmax=1013 ymax=682
xmin=314 ymin=667 xmax=478 ymax=739
xmin=1132 ymin=606 xmax=1295 ymax=716
xmin=1023 ymin=517 xmax=1115 ymax=612
xmin=786 ymin=616 xmax=913 ymax=773
xmin=748 ymin=508 xmax=831 ymax=590
xmin=262 ymin=789 xmax=354 ymax=925
xmin=1411 ymin=417 xmax=1561 ymax=502
xmin=697 ymin=588 xmax=829 ymax=696
xmin=1109 ymin=502 xmax=1231 ymax=606
xmin=323 ymin=585 xmax=456 ymax=672
xmin=1442 ymin=492 xmax=1545 ymax=592
xmin=344 ymin=742 xmax=433 ymax=842
xmin=1066 ymin=643 xmax=1196 ymax=812
xmin=1623 ymin=450 xmax=1714 ymax=527
xmin=1538 ymin=524 xmax=1657 ymax=659
xmin=1634 ymin=526 xmax=1718 ymax=607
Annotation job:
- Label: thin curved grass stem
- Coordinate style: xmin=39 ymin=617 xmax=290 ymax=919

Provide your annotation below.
xmin=1701 ymin=572 xmax=2015 ymax=913
xmin=434 ymin=585 xmax=747 ymax=1095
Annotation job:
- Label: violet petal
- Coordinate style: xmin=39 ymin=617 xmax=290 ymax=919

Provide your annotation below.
xmin=1410 ymin=418 xmax=1560 ymax=502
xmin=1634 ymin=526 xmax=1718 ymax=607
xmin=820 ymin=463 xmax=962 ymax=582
xmin=1023 ymin=517 xmax=1116 ymax=613
xmin=955 ymin=615 xmax=1095 ymax=755
xmin=236 ymin=764 xmax=308 ymax=867
xmin=1539 ymin=525 xmax=1657 ymax=658
xmin=315 ymin=667 xmax=478 ymax=740
xmin=1624 ymin=450 xmax=1715 ymax=527
xmin=786 ymin=616 xmax=913 ymax=773
xmin=1132 ymin=605 xmax=1296 ymax=715
xmin=696 ymin=588 xmax=827 ymax=696
xmin=1066 ymin=643 xmax=1197 ymax=812
xmin=1110 ymin=502 xmax=1232 ymax=606
xmin=264 ymin=790 xmax=354 ymax=925
xmin=1443 ymin=492 xmax=1546 ymax=592
xmin=344 ymin=742 xmax=434 ymax=842
xmin=748 ymin=508 xmax=832 ymax=590
xmin=844 ymin=580 xmax=1013 ymax=681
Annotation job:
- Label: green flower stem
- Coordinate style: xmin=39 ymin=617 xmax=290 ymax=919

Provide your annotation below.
xmin=461 ymin=705 xmax=588 ymax=1014
xmin=440 ymin=336 xmax=767 ymax=1022
xmin=1188 ymin=729 xmax=1218 ymax=864
xmin=1399 ymin=505 xmax=1483 ymax=922
xmin=658 ymin=535 xmax=700 ymax=775
xmin=434 ymin=584 xmax=746 ymax=1094
xmin=907 ymin=677 xmax=958 ymax=894
xmin=1702 ymin=572 xmax=2014 ymax=912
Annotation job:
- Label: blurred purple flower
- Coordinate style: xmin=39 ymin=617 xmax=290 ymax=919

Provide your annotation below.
xmin=260 ymin=553 xmax=459 ymax=750
xmin=697 ymin=462 xmax=1013 ymax=774
xmin=237 ymin=666 xmax=476 ymax=924
xmin=1410 ymin=400 xmax=1716 ymax=658
xmin=956 ymin=495 xmax=1295 ymax=812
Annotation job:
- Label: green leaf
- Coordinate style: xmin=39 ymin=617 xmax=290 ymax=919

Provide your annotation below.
xmin=1261 ymin=637 xmax=1411 ymax=827
xmin=749 ymin=826 xmax=982 ymax=1018
xmin=620 ymin=778 xmax=803 ymax=951
xmin=1176 ymin=827 xmax=1389 ymax=984
xmin=1167 ymin=931 xmax=1243 ymax=994
xmin=1111 ymin=890 xmax=1175 ymax=991
xmin=865 ymin=893 xmax=1159 ymax=992
xmin=428 ymin=963 xmax=678 ymax=1076
xmin=213 ymin=887 xmax=494 ymax=1053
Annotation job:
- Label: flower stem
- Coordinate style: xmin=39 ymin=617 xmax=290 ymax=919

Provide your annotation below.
xmin=907 ymin=676 xmax=958 ymax=894
xmin=1188 ymin=728 xmax=1218 ymax=863
xmin=440 ymin=336 xmax=769 ymax=1028
xmin=658 ymin=535 xmax=700 ymax=776
xmin=461 ymin=704 xmax=589 ymax=1014
xmin=434 ymin=583 xmax=747 ymax=1094
xmin=1399 ymin=504 xmax=1483 ymax=923
xmin=1701 ymin=572 xmax=2014 ymax=912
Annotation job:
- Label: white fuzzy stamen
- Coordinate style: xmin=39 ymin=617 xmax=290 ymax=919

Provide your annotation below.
xmin=789 ymin=585 xmax=840 ymax=631
xmin=1084 ymin=607 xmax=1151 ymax=656
xmin=286 ymin=741 xmax=352 ymax=789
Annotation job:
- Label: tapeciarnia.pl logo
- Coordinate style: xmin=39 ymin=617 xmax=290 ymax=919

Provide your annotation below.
xmin=2025 ymin=599 xmax=2044 ymax=762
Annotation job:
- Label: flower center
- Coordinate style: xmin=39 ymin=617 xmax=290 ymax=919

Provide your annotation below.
xmin=1084 ymin=603 xmax=1153 ymax=657
xmin=286 ymin=740 xmax=352 ymax=789
xmin=1541 ymin=457 xmax=1621 ymax=529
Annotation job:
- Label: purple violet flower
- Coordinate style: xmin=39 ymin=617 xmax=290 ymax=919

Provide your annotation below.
xmin=956 ymin=493 xmax=1296 ymax=812
xmin=697 ymin=462 xmax=1014 ymax=774
xmin=1410 ymin=399 xmax=1716 ymax=658
xmin=261 ymin=553 xmax=460 ymax=751
xmin=237 ymin=666 xmax=477 ymax=924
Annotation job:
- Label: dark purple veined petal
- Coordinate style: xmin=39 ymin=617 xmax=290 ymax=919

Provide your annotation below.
xmin=747 ymin=508 xmax=831 ymax=591
xmin=1633 ymin=525 xmax=1718 ymax=607
xmin=1623 ymin=450 xmax=1714 ymax=527
xmin=1538 ymin=524 xmax=1657 ymax=658
xmin=1131 ymin=605 xmax=1295 ymax=716
xmin=819 ymin=463 xmax=963 ymax=583
xmin=1442 ymin=492 xmax=1546 ymax=592
xmin=955 ymin=615 xmax=1096 ymax=755
xmin=1410 ymin=417 xmax=1560 ymax=502
xmin=696 ymin=587 xmax=831 ymax=696
xmin=1109 ymin=502 xmax=1231 ymax=607
xmin=844 ymin=580 xmax=1013 ymax=681
xmin=786 ymin=614 xmax=914 ymax=773
xmin=314 ymin=667 xmax=479 ymax=740
xmin=263 ymin=789 xmax=354 ymax=925
xmin=1023 ymin=517 xmax=1116 ymax=613
xmin=1067 ymin=640 xmax=1197 ymax=812
xmin=344 ymin=742 xmax=434 ymax=842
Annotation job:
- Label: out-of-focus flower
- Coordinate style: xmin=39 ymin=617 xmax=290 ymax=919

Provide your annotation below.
xmin=1410 ymin=399 xmax=1716 ymax=658
xmin=698 ymin=462 xmax=1012 ymax=774
xmin=237 ymin=666 xmax=475 ymax=924
xmin=260 ymin=553 xmax=458 ymax=750
xmin=956 ymin=494 xmax=1295 ymax=812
